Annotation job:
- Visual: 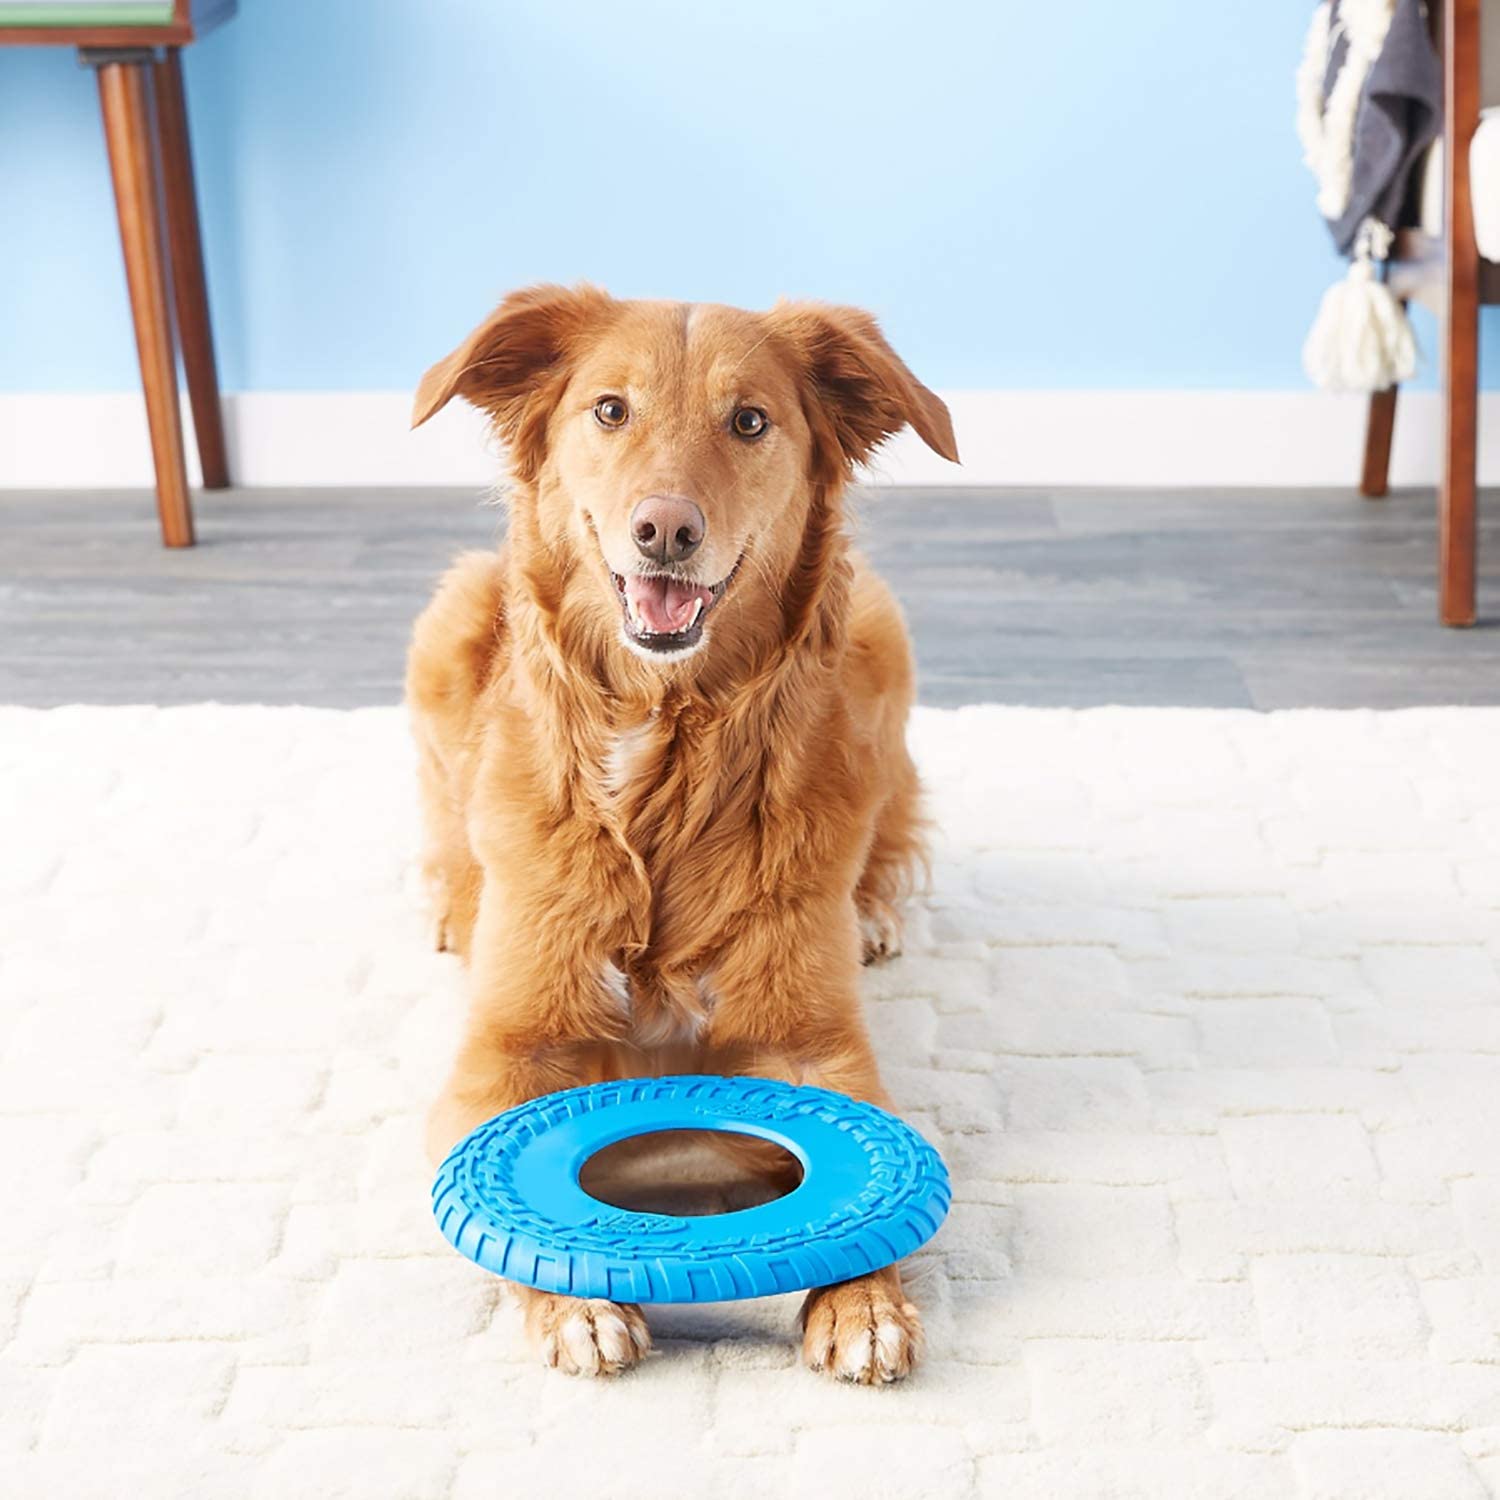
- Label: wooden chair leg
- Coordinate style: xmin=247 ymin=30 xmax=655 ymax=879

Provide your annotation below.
xmin=1440 ymin=319 xmax=1479 ymax=627
xmin=96 ymin=57 xmax=194 ymax=548
xmin=1441 ymin=0 xmax=1480 ymax=626
xmin=1360 ymin=385 xmax=1398 ymax=498
xmin=153 ymin=47 xmax=229 ymax=490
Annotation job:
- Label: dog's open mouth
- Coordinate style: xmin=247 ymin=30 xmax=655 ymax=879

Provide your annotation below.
xmin=610 ymin=563 xmax=738 ymax=654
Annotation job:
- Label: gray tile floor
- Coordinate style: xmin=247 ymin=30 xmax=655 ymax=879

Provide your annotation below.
xmin=2 ymin=485 xmax=1497 ymax=709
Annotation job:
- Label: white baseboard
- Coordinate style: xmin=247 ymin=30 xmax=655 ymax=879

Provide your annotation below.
xmin=0 ymin=388 xmax=1489 ymax=490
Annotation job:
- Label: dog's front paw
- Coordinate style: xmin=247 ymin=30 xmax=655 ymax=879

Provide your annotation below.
xmin=800 ymin=1275 xmax=923 ymax=1384
xmin=524 ymin=1294 xmax=651 ymax=1377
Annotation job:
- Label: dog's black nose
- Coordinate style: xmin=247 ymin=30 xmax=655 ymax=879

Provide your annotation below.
xmin=631 ymin=494 xmax=704 ymax=564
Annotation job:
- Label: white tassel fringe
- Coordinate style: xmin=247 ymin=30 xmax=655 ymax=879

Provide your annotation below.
xmin=1296 ymin=4 xmax=1333 ymax=173
xmin=1302 ymin=257 xmax=1416 ymax=392
xmin=1339 ymin=0 xmax=1396 ymax=55
xmin=1296 ymin=0 xmax=1396 ymax=220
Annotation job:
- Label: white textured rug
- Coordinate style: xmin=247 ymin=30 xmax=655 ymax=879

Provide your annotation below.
xmin=3 ymin=705 xmax=1500 ymax=1500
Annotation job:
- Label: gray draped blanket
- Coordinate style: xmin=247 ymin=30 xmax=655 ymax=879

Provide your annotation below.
xmin=1322 ymin=0 xmax=1441 ymax=254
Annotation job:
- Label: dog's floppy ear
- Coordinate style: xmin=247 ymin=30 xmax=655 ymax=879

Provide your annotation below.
xmin=411 ymin=282 xmax=611 ymax=436
xmin=769 ymin=301 xmax=959 ymax=474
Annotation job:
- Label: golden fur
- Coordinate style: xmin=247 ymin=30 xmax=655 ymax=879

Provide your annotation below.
xmin=407 ymin=285 xmax=958 ymax=1381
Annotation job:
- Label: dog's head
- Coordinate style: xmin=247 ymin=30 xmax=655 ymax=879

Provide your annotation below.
xmin=412 ymin=285 xmax=958 ymax=665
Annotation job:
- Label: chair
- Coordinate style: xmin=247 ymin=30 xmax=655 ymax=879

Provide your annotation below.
xmin=0 ymin=0 xmax=236 ymax=547
xmin=1362 ymin=0 xmax=1483 ymax=625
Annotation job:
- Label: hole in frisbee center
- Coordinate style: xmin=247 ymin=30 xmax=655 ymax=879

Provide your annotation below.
xmin=578 ymin=1127 xmax=804 ymax=1218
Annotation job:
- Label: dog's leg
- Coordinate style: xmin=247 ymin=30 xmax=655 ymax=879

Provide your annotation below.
xmin=427 ymin=892 xmax=652 ymax=1378
xmin=710 ymin=916 xmax=926 ymax=1383
xmin=790 ymin=1043 xmax=924 ymax=1383
xmin=428 ymin=1034 xmax=653 ymax=1378
xmin=406 ymin=550 xmax=506 ymax=959
xmin=413 ymin=736 xmax=482 ymax=957
xmin=845 ymin=564 xmax=925 ymax=965
xmin=854 ymin=748 xmax=923 ymax=965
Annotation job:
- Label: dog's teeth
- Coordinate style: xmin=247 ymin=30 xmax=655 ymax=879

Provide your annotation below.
xmin=688 ymin=598 xmax=704 ymax=627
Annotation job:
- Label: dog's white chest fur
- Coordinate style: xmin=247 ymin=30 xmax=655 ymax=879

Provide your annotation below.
xmin=603 ymin=718 xmax=656 ymax=797
xmin=601 ymin=962 xmax=713 ymax=1047
xmin=599 ymin=710 xmax=714 ymax=1046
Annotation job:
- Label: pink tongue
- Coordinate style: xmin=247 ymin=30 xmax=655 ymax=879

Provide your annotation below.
xmin=624 ymin=575 xmax=713 ymax=634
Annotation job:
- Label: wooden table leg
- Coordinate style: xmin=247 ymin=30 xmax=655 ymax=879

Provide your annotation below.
xmin=1360 ymin=385 xmax=1398 ymax=499
xmin=154 ymin=47 xmax=229 ymax=490
xmin=96 ymin=57 xmax=194 ymax=548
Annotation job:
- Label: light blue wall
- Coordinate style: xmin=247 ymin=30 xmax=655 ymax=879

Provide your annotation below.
xmin=0 ymin=0 xmax=1449 ymax=394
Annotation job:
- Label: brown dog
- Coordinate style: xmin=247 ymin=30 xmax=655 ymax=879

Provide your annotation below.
xmin=407 ymin=284 xmax=958 ymax=1381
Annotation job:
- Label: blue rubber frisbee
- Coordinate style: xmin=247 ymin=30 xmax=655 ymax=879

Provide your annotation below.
xmin=431 ymin=1074 xmax=950 ymax=1303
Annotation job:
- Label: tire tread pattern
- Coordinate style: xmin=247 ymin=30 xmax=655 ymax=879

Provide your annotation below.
xmin=431 ymin=1075 xmax=950 ymax=1303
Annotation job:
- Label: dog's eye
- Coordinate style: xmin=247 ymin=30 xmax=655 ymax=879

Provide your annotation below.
xmin=731 ymin=406 xmax=768 ymax=440
xmin=593 ymin=396 xmax=629 ymax=429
